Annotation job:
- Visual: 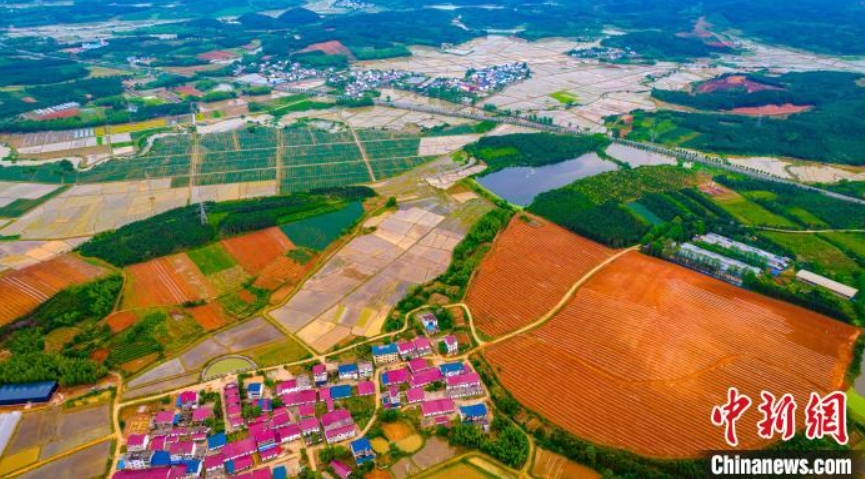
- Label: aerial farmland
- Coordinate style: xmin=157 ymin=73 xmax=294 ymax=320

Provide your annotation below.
xmin=1 ymin=1 xmax=865 ymax=478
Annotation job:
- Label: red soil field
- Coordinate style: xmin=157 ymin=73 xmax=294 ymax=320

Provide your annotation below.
xmin=106 ymin=311 xmax=139 ymax=333
xmin=123 ymin=254 xmax=214 ymax=309
xmin=187 ymin=302 xmax=228 ymax=330
xmin=298 ymin=40 xmax=355 ymax=60
xmin=727 ymin=103 xmax=813 ymax=116
xmin=253 ymin=254 xmax=316 ymax=291
xmin=465 ymin=215 xmax=614 ymax=337
xmin=484 ymin=252 xmax=859 ymax=458
xmin=697 ymin=75 xmax=781 ymax=94
xmin=0 ymin=254 xmax=107 ymax=326
xmin=221 ymin=227 xmax=295 ymax=275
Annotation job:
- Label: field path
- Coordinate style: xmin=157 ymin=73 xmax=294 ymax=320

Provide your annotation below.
xmin=754 ymin=226 xmax=865 ymax=234
xmin=462 ymin=245 xmax=639 ymax=350
xmin=349 ymin=125 xmax=377 ymax=182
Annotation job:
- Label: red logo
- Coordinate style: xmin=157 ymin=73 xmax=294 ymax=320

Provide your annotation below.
xmin=711 ymin=387 xmax=752 ymax=447
xmin=712 ymin=389 xmax=847 ymax=447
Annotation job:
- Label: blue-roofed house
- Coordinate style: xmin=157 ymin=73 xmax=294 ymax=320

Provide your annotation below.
xmin=150 ymin=450 xmax=172 ymax=467
xmin=207 ymin=432 xmax=227 ymax=451
xmin=417 ymin=311 xmax=439 ymax=334
xmin=0 ymin=381 xmax=57 ymax=405
xmin=330 ymin=384 xmax=353 ymax=400
xmin=371 ymin=343 xmax=398 ymax=364
xmin=439 ymin=362 xmax=464 ymax=377
xmin=459 ymin=403 xmax=488 ymax=421
xmin=182 ymin=459 xmax=202 ymax=477
xmin=247 ymin=383 xmax=263 ymax=399
xmin=350 ymin=437 xmax=375 ymax=465
xmin=273 ymin=465 xmax=288 ymax=479
xmin=338 ymin=363 xmax=359 ymax=381
xmin=257 ymin=398 xmax=273 ymax=412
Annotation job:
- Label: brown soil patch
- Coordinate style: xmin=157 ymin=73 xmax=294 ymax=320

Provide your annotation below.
xmin=448 ymin=306 xmax=466 ymax=327
xmin=221 ymin=227 xmax=295 ymax=275
xmin=187 ymin=302 xmax=228 ymax=330
xmin=253 ymin=253 xmax=316 ymax=290
xmin=727 ymin=103 xmax=812 ymax=116
xmin=298 ymin=40 xmax=355 ymax=60
xmin=123 ymin=254 xmax=214 ymax=309
xmin=485 ymin=252 xmax=859 ymax=458
xmin=90 ymin=348 xmax=109 ymax=363
xmin=382 ymin=421 xmax=412 ymax=442
xmin=465 ymin=215 xmax=614 ymax=337
xmin=269 ymin=284 xmax=296 ymax=305
xmin=105 ymin=311 xmax=139 ymax=333
xmin=0 ymin=254 xmax=107 ymax=326
xmin=696 ymin=75 xmax=782 ymax=94
xmin=119 ymin=353 xmax=160 ymax=374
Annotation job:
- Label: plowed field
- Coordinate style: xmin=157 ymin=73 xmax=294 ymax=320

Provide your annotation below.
xmin=105 ymin=311 xmax=139 ymax=333
xmin=253 ymin=254 xmax=316 ymax=291
xmin=485 ymin=252 xmax=859 ymax=458
xmin=0 ymin=254 xmax=106 ymax=326
xmin=187 ymin=302 xmax=228 ymax=330
xmin=221 ymin=227 xmax=294 ymax=275
xmin=123 ymin=254 xmax=213 ymax=309
xmin=465 ymin=215 xmax=614 ymax=337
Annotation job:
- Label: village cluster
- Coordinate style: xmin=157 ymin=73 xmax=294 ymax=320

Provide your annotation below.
xmin=114 ymin=312 xmax=489 ymax=479
xmin=331 ymin=62 xmax=531 ymax=100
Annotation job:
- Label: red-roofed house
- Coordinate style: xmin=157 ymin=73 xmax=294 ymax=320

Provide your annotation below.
xmin=204 ymin=453 xmax=225 ymax=474
xmin=446 ymin=372 xmax=482 ymax=398
xmin=127 ymin=434 xmax=150 ymax=452
xmin=298 ymin=403 xmax=315 ymax=417
xmin=260 ymin=444 xmax=282 ymax=462
xmin=406 ymin=387 xmax=425 ymax=404
xmin=319 ymin=387 xmax=331 ymax=402
xmin=150 ymin=435 xmax=167 ymax=451
xmin=420 ymin=398 xmax=455 ymax=418
xmin=382 ymin=368 xmax=410 ymax=386
xmin=397 ymin=340 xmax=416 ymax=359
xmin=321 ymin=409 xmax=353 ymax=431
xmin=407 ymin=358 xmax=429 ymax=374
xmin=325 ymin=423 xmax=357 ymax=444
xmin=168 ymin=440 xmax=196 ymax=460
xmin=254 ymin=429 xmax=277 ymax=451
xmin=223 ymin=438 xmax=256 ymax=461
xmin=177 ymin=391 xmax=197 ymax=409
xmin=230 ymin=455 xmax=254 ymax=473
xmin=409 ymin=368 xmax=442 ymax=388
xmin=253 ymin=467 xmax=273 ymax=479
xmin=331 ymin=460 xmax=352 ymax=479
xmin=275 ymin=379 xmax=299 ymax=395
xmin=191 ymin=407 xmax=212 ymax=423
xmin=357 ymin=381 xmax=375 ymax=397
xmin=271 ymin=409 xmax=291 ymax=427
xmin=282 ymin=390 xmax=317 ymax=407
xmin=414 ymin=337 xmax=432 ymax=356
xmin=113 ymin=466 xmax=187 ymax=479
xmin=154 ymin=411 xmax=175 ymax=428
xmin=275 ymin=424 xmax=301 ymax=443
xmin=300 ymin=417 xmax=320 ymax=436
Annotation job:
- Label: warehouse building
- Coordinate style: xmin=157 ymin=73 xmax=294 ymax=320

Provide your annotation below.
xmin=0 ymin=381 xmax=58 ymax=406
xmin=796 ymin=270 xmax=859 ymax=300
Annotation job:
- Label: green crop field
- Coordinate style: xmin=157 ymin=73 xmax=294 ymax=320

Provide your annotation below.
xmin=243 ymin=337 xmax=311 ymax=367
xmin=280 ymin=201 xmax=364 ymax=250
xmin=760 ymin=231 xmax=861 ymax=277
xmin=712 ymin=192 xmax=798 ymax=228
xmin=550 ymin=90 xmax=579 ymax=105
xmin=187 ymin=243 xmax=237 ymax=275
xmin=626 ymin=201 xmax=663 ymax=225
xmin=819 ymin=232 xmax=865 ymax=262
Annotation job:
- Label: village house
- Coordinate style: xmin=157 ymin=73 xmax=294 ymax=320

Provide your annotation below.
xmin=338 ymin=363 xmax=359 ymax=381
xmin=247 ymin=383 xmax=263 ymax=400
xmin=446 ymin=372 xmax=483 ymax=398
xmin=350 ymin=437 xmax=376 ymax=465
xmin=281 ymin=389 xmax=317 ymax=407
xmin=331 ymin=460 xmax=352 ymax=479
xmin=275 ymin=423 xmax=301 ymax=443
xmin=372 ymin=343 xmax=399 ymax=364
xmin=443 ymin=335 xmax=459 ymax=355
xmin=357 ymin=381 xmax=375 ymax=397
xmin=207 ymin=433 xmax=226 ymax=452
xmin=358 ymin=361 xmax=374 ymax=378
xmin=406 ymin=387 xmax=425 ymax=404
xmin=127 ymin=434 xmax=150 ymax=453
xmin=439 ymin=362 xmax=464 ymax=377
xmin=382 ymin=367 xmax=410 ymax=386
xmin=313 ymin=364 xmax=328 ymax=385
xmin=176 ymin=391 xmax=197 ymax=410
xmin=204 ymin=453 xmax=225 ymax=475
xmin=300 ymin=417 xmax=321 ymax=436
xmin=417 ymin=311 xmax=439 ymax=334
xmin=421 ymin=398 xmax=456 ymax=418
